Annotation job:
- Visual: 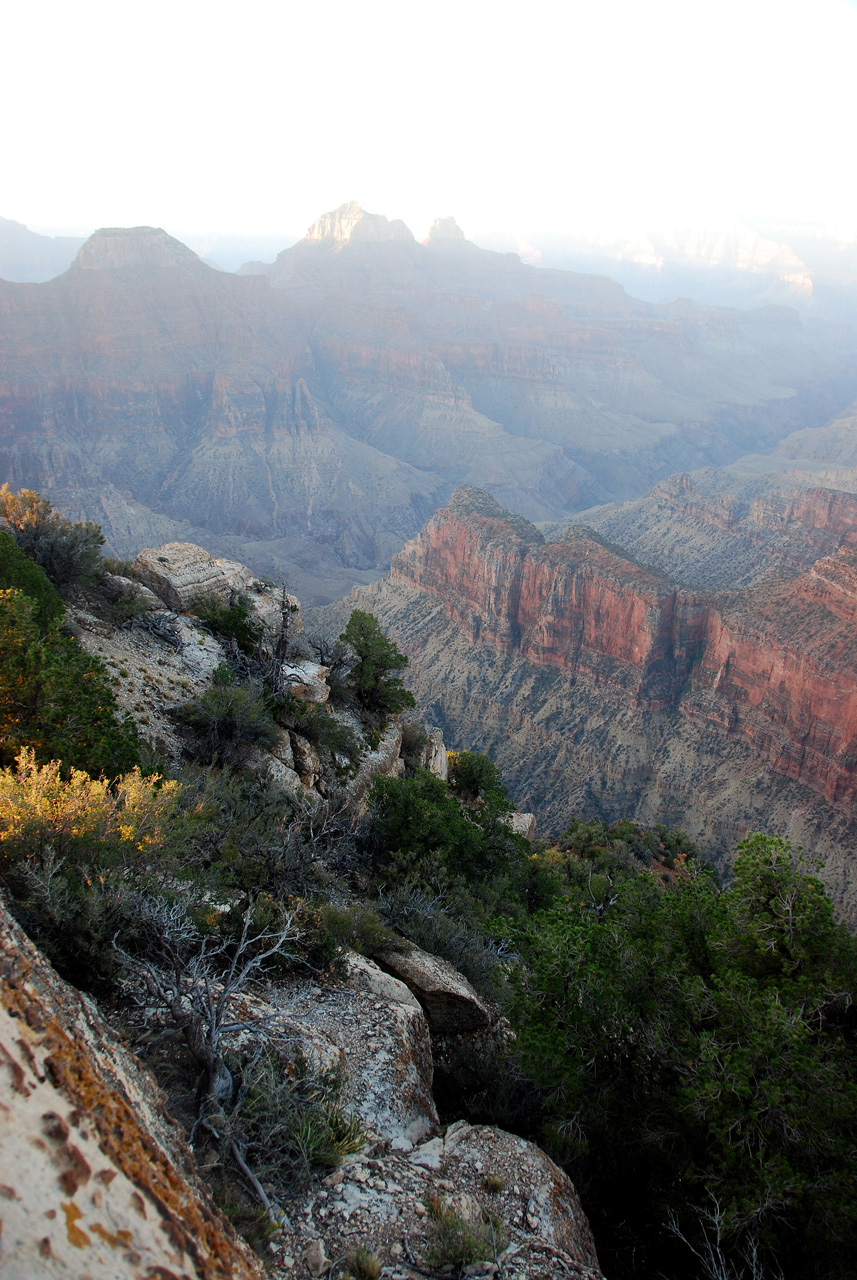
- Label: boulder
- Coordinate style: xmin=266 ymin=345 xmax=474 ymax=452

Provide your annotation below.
xmin=134 ymin=541 xmax=255 ymax=612
xmin=271 ymin=728 xmax=295 ymax=770
xmin=343 ymin=721 xmax=403 ymax=812
xmin=281 ymin=660 xmax=330 ymax=703
xmin=505 ymin=811 xmax=536 ymax=840
xmin=263 ymin=955 xmax=438 ymax=1152
xmin=0 ymin=899 xmax=264 ymax=1280
xmin=272 ymin=1119 xmax=604 ymax=1279
xmin=376 ymin=943 xmax=492 ymax=1034
xmin=103 ymin=573 xmax=161 ymax=611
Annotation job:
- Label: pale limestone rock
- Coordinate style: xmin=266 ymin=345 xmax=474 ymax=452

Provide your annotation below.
xmin=343 ymin=721 xmax=403 ymax=811
xmin=271 ymin=728 xmax=295 ymax=770
xmin=281 ymin=660 xmax=330 ymax=703
xmin=134 ymin=541 xmax=255 ymax=611
xmin=302 ymin=1238 xmax=330 ymax=1276
xmin=265 ymin=956 xmax=437 ymax=1151
xmin=505 ymin=811 xmax=536 ymax=840
xmin=290 ymin=732 xmax=321 ymax=787
xmin=346 ymin=952 xmax=421 ymax=1009
xmin=264 ymin=755 xmax=303 ymax=796
xmin=274 ymin=1118 xmax=604 ymax=1279
xmin=422 ymin=726 xmax=449 ymax=780
xmin=0 ymin=899 xmax=263 ymax=1280
xmin=376 ymin=943 xmax=492 ymax=1034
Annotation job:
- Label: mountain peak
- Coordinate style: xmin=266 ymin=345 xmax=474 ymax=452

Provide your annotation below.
xmin=304 ymin=202 xmax=415 ymax=246
xmin=424 ymin=216 xmax=466 ymax=245
xmin=74 ymin=227 xmax=205 ymax=273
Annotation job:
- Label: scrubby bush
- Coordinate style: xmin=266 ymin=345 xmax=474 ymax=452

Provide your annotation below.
xmin=193 ymin=593 xmax=263 ymax=654
xmin=399 ymin=718 xmax=429 ymax=773
xmin=0 ymin=530 xmax=64 ymax=629
xmin=316 ymin=901 xmax=406 ymax=959
xmin=175 ymin=677 xmax=279 ymax=764
xmin=0 ymin=589 xmax=141 ymax=776
xmin=448 ymin=750 xmax=509 ymax=806
xmin=425 ymin=1197 xmax=507 ymax=1270
xmin=0 ymin=485 xmax=105 ymax=594
xmin=284 ymin=700 xmax=364 ymax=776
xmin=0 ymin=750 xmax=184 ymax=986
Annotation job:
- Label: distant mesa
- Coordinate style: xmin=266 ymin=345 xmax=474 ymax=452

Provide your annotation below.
xmin=73 ymin=226 xmax=207 ymax=273
xmin=303 ymin=200 xmax=415 ymax=246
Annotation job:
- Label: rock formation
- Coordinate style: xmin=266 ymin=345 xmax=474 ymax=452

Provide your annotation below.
xmin=316 ymin=488 xmax=857 ymax=918
xmin=566 ymin=467 xmax=857 ymax=590
xmin=0 ymin=897 xmax=265 ymax=1279
xmin=1 ymin=208 xmax=854 ymax=603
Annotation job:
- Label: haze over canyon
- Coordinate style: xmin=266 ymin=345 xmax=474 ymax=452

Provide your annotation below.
xmin=6 ymin=200 xmax=857 ymax=910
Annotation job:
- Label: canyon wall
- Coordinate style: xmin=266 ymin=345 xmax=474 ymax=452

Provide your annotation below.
xmin=2 ymin=207 xmax=857 ymax=603
xmin=326 ymin=488 xmax=857 ymax=916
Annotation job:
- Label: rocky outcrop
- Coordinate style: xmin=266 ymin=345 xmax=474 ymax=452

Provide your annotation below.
xmin=0 ymin=898 xmax=264 ymax=1279
xmin=375 ymin=944 xmax=493 ymax=1035
xmin=388 ymin=489 xmax=857 ymax=802
xmin=304 ymin=201 xmax=415 ymax=246
xmin=323 ymin=489 xmax=857 ymax=917
xmin=572 ymin=469 xmax=857 ymax=591
xmin=134 ymin=541 xmax=298 ymax=632
xmin=274 ymin=1120 xmax=603 ymax=1280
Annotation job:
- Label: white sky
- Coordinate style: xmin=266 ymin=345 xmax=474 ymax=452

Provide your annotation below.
xmin=4 ymin=0 xmax=857 ymax=246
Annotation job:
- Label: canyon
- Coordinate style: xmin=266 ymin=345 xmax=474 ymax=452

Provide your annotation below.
xmin=315 ymin=486 xmax=857 ymax=918
xmin=1 ymin=204 xmax=855 ymax=602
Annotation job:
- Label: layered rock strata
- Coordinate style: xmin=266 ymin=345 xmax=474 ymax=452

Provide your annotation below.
xmin=319 ymin=488 xmax=857 ymax=916
xmin=390 ymin=489 xmax=857 ymax=805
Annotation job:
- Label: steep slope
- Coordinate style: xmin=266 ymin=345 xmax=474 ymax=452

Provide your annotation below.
xmin=1 ymin=207 xmax=855 ymax=601
xmin=316 ymin=489 xmax=857 ymax=918
xmin=0 ymin=227 xmax=445 ymax=602
xmin=562 ymin=471 xmax=857 ymax=589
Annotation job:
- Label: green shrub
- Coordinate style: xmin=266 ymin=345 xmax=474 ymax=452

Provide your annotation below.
xmin=193 ymin=593 xmax=263 ymax=654
xmin=0 ymin=751 xmax=184 ymax=987
xmin=0 ymin=530 xmax=64 ymax=629
xmin=448 ymin=749 xmax=509 ymax=806
xmin=399 ymin=718 xmax=428 ymax=773
xmin=317 ymin=901 xmax=407 ymax=959
xmin=221 ymin=1049 xmax=365 ymax=1192
xmin=0 ymin=485 xmax=105 ymax=595
xmin=504 ymin=835 xmax=857 ymax=1278
xmin=0 ymin=589 xmax=141 ymax=776
xmin=425 ymin=1199 xmax=507 ymax=1270
xmin=175 ymin=681 xmax=279 ymax=764
xmin=342 ymin=1246 xmax=382 ymax=1280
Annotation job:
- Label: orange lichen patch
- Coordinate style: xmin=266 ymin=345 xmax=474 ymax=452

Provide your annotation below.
xmin=91 ymin=1221 xmax=134 ymax=1249
xmin=61 ymin=1200 xmax=91 ymax=1248
xmin=1 ymin=906 xmax=264 ymax=1280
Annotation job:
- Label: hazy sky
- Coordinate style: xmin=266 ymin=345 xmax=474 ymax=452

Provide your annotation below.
xmin=5 ymin=0 xmax=857 ymax=246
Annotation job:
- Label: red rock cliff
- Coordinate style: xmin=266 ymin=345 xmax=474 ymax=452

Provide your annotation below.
xmin=391 ymin=489 xmax=857 ymax=803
